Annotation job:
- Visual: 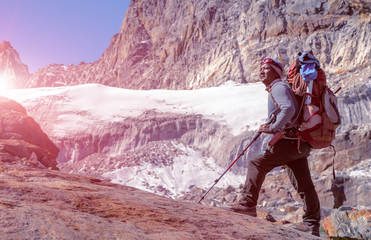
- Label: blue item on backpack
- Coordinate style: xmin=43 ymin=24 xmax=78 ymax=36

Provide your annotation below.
xmin=298 ymin=52 xmax=320 ymax=82
xmin=300 ymin=63 xmax=317 ymax=82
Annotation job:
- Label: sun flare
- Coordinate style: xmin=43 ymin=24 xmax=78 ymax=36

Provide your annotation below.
xmin=0 ymin=74 xmax=11 ymax=93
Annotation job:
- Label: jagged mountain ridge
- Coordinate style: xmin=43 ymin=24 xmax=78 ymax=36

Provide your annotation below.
xmin=0 ymin=41 xmax=31 ymax=89
xmin=24 ymin=0 xmax=371 ymax=90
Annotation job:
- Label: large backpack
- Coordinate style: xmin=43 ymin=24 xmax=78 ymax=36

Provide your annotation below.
xmin=287 ymin=51 xmax=341 ymax=149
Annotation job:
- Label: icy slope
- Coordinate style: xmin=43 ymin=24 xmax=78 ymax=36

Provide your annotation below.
xmin=102 ymin=141 xmax=246 ymax=198
xmin=2 ymin=82 xmax=267 ymax=198
xmin=4 ymin=82 xmax=267 ymax=136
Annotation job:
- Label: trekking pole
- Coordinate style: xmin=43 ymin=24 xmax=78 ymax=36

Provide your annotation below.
xmin=197 ymin=131 xmax=262 ymax=204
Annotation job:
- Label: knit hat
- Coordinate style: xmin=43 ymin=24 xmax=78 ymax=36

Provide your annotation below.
xmin=260 ymin=58 xmax=283 ymax=78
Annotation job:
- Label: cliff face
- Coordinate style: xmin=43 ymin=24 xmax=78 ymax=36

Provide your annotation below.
xmin=104 ymin=0 xmax=371 ymax=89
xmin=0 ymin=41 xmax=31 ymax=89
xmin=25 ymin=0 xmax=371 ymax=90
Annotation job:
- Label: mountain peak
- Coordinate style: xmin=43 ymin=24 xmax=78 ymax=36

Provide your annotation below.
xmin=0 ymin=41 xmax=12 ymax=51
xmin=0 ymin=41 xmax=30 ymax=89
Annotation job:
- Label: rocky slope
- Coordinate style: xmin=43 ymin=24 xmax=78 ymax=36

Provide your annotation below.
xmin=0 ymin=41 xmax=31 ymax=89
xmin=0 ymin=160 xmax=323 ymax=240
xmin=25 ymin=0 xmax=371 ymax=91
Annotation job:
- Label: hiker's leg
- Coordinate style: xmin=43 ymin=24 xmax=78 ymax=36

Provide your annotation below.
xmin=239 ymin=139 xmax=296 ymax=207
xmin=286 ymin=157 xmax=321 ymax=225
xmin=240 ymin=153 xmax=275 ymax=207
xmin=240 ymin=139 xmax=311 ymax=207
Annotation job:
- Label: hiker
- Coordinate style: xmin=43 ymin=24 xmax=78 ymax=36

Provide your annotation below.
xmin=229 ymin=58 xmax=321 ymax=236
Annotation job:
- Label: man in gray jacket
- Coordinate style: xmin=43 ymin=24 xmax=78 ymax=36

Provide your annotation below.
xmin=230 ymin=58 xmax=321 ymax=236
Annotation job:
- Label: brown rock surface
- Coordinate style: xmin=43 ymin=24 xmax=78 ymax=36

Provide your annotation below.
xmin=0 ymin=97 xmax=59 ymax=169
xmin=0 ymin=161 xmax=320 ymax=240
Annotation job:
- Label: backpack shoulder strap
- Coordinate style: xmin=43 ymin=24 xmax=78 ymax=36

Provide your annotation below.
xmin=268 ymin=90 xmax=279 ymax=109
xmin=269 ymin=81 xmax=305 ymax=127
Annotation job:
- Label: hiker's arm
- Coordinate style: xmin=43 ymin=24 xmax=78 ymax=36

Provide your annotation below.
xmin=268 ymin=85 xmax=296 ymax=133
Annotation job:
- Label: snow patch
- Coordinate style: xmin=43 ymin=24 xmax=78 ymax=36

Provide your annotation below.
xmin=3 ymin=82 xmax=268 ymax=136
xmin=103 ymin=142 xmax=245 ymax=198
xmin=2 ymin=83 xmax=267 ymax=197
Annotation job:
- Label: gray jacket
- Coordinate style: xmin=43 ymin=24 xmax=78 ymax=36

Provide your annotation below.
xmin=267 ymin=80 xmax=299 ymax=133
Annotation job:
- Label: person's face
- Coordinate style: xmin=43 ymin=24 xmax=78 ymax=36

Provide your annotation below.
xmin=260 ymin=63 xmax=278 ymax=86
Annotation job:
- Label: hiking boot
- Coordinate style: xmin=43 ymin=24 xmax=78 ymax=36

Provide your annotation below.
xmin=292 ymin=222 xmax=320 ymax=237
xmin=225 ymin=203 xmax=257 ymax=217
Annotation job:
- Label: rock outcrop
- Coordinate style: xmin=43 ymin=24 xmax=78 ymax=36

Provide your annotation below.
xmin=25 ymin=0 xmax=371 ymax=91
xmin=0 ymin=161 xmax=320 ymax=240
xmin=0 ymin=97 xmax=59 ymax=169
xmin=0 ymin=41 xmax=31 ymax=89
xmin=322 ymin=208 xmax=371 ymax=240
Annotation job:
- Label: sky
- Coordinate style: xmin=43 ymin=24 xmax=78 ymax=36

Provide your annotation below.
xmin=0 ymin=0 xmax=131 ymax=73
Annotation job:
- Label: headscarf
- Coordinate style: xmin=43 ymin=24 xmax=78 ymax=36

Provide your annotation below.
xmin=260 ymin=58 xmax=283 ymax=78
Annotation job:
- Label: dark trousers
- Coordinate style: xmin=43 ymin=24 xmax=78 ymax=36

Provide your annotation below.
xmin=240 ymin=138 xmax=321 ymax=225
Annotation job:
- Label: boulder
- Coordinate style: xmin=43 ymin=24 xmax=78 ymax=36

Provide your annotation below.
xmin=0 ymin=97 xmax=59 ymax=169
xmin=322 ymin=209 xmax=371 ymax=239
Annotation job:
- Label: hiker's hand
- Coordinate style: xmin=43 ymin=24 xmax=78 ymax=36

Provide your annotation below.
xmin=258 ymin=123 xmax=273 ymax=133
